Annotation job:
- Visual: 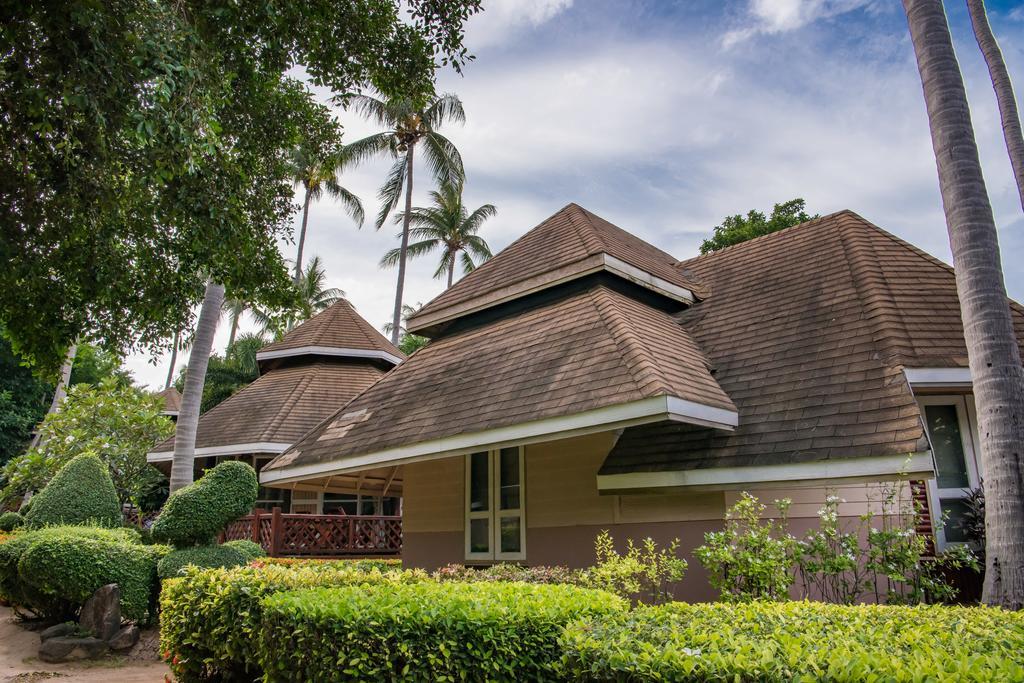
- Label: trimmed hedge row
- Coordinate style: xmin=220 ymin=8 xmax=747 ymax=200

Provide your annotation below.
xmin=560 ymin=601 xmax=1024 ymax=682
xmin=152 ymin=460 xmax=257 ymax=546
xmin=259 ymin=582 xmax=628 ymax=682
xmin=251 ymin=557 xmax=401 ymax=572
xmin=159 ymin=563 xmax=427 ymax=681
xmin=157 ymin=543 xmax=248 ymax=580
xmin=24 ymin=454 xmax=121 ymax=529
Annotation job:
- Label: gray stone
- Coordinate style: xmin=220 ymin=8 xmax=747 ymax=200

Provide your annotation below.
xmin=79 ymin=583 xmax=121 ymax=641
xmin=38 ymin=636 xmax=109 ymax=662
xmin=39 ymin=622 xmax=76 ymax=641
xmin=107 ymin=623 xmax=139 ymax=651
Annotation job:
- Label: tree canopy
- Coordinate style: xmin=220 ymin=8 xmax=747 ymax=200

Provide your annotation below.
xmin=0 ymin=0 xmax=481 ymax=374
xmin=700 ymin=199 xmax=817 ymax=254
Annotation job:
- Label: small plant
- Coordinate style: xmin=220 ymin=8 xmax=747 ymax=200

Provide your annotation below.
xmin=695 ymin=492 xmax=796 ymax=602
xmin=796 ymin=493 xmax=874 ymax=604
xmin=0 ymin=511 xmax=23 ymax=532
xmin=23 ymin=453 xmax=121 ymax=529
xmin=584 ymin=531 xmax=687 ymax=605
xmin=433 ymin=563 xmax=583 ymax=585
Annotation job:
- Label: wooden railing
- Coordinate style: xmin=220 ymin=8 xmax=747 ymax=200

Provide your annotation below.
xmin=222 ymin=508 xmax=402 ymax=557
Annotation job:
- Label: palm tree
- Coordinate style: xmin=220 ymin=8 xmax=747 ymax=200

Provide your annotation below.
xmin=903 ymin=0 xmax=1024 ymax=609
xmin=170 ymin=279 xmax=225 ymax=493
xmin=346 ymin=93 xmax=466 ymax=344
xmin=164 ymin=331 xmax=181 ymax=390
xmin=253 ymin=256 xmax=346 ymax=339
xmin=381 ymin=185 xmax=494 ymax=289
xmin=222 ymin=298 xmax=247 ymax=348
xmin=288 ymin=144 xmax=365 ymax=282
xmin=382 ymin=302 xmax=429 ymax=356
xmin=966 ymin=0 xmax=1024 ymax=212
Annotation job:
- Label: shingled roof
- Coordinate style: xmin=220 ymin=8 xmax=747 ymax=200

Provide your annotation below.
xmin=149 ymin=299 xmax=400 ymax=460
xmin=257 ymin=298 xmax=404 ymax=365
xmin=262 ymin=283 xmax=736 ymax=485
xmin=406 ymin=203 xmax=707 ymax=336
xmin=598 ymin=210 xmax=1024 ymax=484
xmin=155 ymin=386 xmax=181 ymax=415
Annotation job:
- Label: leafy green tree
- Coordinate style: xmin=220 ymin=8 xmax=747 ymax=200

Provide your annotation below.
xmin=348 ymin=93 xmax=466 ymax=344
xmin=254 ymin=257 xmax=346 ymax=339
xmin=700 ymin=199 xmax=817 ymax=254
xmin=69 ymin=344 xmax=133 ymax=388
xmin=0 ymin=380 xmax=172 ymax=512
xmin=382 ymin=184 xmax=494 ymax=288
xmin=0 ymin=0 xmax=481 ymax=375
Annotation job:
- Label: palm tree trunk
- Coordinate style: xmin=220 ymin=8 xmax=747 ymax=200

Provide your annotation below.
xmin=228 ymin=311 xmax=240 ymax=348
xmin=391 ymin=147 xmax=414 ymax=346
xmin=30 ymin=342 xmax=77 ymax=449
xmin=165 ymin=330 xmax=180 ymax=390
xmin=170 ymin=279 xmax=225 ymax=493
xmin=294 ymin=186 xmax=313 ymax=284
xmin=447 ymin=254 xmax=455 ymax=289
xmin=904 ymin=0 xmax=1024 ymax=609
xmin=966 ymin=0 xmax=1024 ymax=212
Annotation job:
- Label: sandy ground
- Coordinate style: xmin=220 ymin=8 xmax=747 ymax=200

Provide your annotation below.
xmin=0 ymin=606 xmax=169 ymax=683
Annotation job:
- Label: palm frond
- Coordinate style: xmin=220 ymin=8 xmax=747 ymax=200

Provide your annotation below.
xmin=348 ymin=94 xmax=396 ymax=128
xmin=463 ymin=204 xmax=497 ymax=232
xmin=422 ymin=93 xmax=466 ymax=129
xmin=460 ymin=250 xmax=479 ymax=274
xmin=464 ymin=233 xmax=493 ymax=260
xmin=336 ymin=185 xmax=365 ymax=228
xmin=379 ymin=239 xmax=440 ymax=269
xmin=375 ymin=156 xmax=408 ymax=230
xmin=422 ymin=132 xmax=465 ymax=189
xmin=344 ymin=132 xmax=397 ymax=167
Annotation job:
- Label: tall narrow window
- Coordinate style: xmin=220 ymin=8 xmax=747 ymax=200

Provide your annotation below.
xmin=919 ymin=396 xmax=981 ymax=548
xmin=465 ymin=447 xmax=525 ymax=561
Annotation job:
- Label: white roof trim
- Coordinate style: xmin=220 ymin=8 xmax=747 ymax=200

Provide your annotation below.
xmin=260 ymin=395 xmax=737 ymax=488
xmin=602 ymin=255 xmax=695 ymax=305
xmin=904 ymin=367 xmax=972 ymax=388
xmin=147 ymin=441 xmax=292 ymax=463
xmin=596 ymin=452 xmax=934 ymax=493
xmin=255 ymin=346 xmax=403 ymax=366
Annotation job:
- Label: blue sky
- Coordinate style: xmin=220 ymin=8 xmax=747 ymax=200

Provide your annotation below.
xmin=126 ymin=0 xmax=1024 ymax=388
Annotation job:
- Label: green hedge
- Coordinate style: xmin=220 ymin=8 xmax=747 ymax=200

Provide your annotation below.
xmin=24 ymin=454 xmax=121 ymax=529
xmin=151 ymin=461 xmax=257 ymax=547
xmin=0 ymin=511 xmax=23 ymax=531
xmin=560 ymin=601 xmax=1024 ymax=682
xmin=157 ymin=543 xmax=248 ymax=580
xmin=224 ymin=539 xmax=266 ymax=561
xmin=252 ymin=557 xmax=402 ymax=572
xmin=0 ymin=525 xmax=165 ymax=622
xmin=160 ymin=562 xmax=426 ymax=682
xmin=259 ymin=582 xmax=627 ymax=682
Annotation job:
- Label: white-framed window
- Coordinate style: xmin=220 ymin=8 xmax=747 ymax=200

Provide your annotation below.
xmin=918 ymin=395 xmax=982 ymax=548
xmin=465 ymin=446 xmax=525 ymax=561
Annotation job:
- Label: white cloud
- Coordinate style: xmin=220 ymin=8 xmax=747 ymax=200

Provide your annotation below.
xmin=722 ymin=0 xmax=876 ymax=47
xmin=465 ymin=0 xmax=573 ymax=49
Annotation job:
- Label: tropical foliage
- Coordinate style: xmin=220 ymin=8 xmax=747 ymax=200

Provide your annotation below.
xmin=585 ymin=531 xmax=688 ymax=605
xmin=175 ymin=333 xmax=267 ymax=413
xmin=254 ymin=256 xmax=346 ymax=339
xmin=700 ymin=198 xmax=816 ymax=254
xmin=382 ymin=184 xmax=494 ymax=288
xmin=382 ymin=302 xmax=429 ymax=355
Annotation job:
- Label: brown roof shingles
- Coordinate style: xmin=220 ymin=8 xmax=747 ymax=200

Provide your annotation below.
xmin=259 ymin=299 xmax=404 ymax=359
xmin=600 ymin=210 xmax=1024 ymax=474
xmin=265 ymin=285 xmax=733 ymax=473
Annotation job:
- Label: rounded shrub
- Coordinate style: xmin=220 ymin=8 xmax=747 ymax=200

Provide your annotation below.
xmin=259 ymin=582 xmax=627 ymax=682
xmin=23 ymin=454 xmax=121 ymax=529
xmin=157 ymin=544 xmax=247 ymax=580
xmin=151 ymin=461 xmax=258 ymax=547
xmin=560 ymin=601 xmax=1024 ymax=682
xmin=0 ymin=511 xmax=23 ymax=532
xmin=160 ymin=562 xmax=426 ymax=682
xmin=8 ymin=526 xmax=166 ymax=622
xmin=223 ymin=539 xmax=266 ymax=562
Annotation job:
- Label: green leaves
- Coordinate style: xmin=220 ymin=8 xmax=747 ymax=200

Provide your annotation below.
xmin=700 ymin=198 xmax=817 ymax=254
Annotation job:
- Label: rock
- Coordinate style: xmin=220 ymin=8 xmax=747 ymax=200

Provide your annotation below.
xmin=38 ymin=636 xmax=109 ymax=662
xmin=107 ymin=623 xmax=139 ymax=651
xmin=39 ymin=622 xmax=76 ymax=641
xmin=79 ymin=583 xmax=121 ymax=641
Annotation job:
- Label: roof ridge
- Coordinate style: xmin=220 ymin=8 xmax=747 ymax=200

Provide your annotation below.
xmin=564 ymin=203 xmax=608 ymax=255
xmin=589 ymin=287 xmax=675 ymax=397
xmin=259 ymin=371 xmax=316 ymax=441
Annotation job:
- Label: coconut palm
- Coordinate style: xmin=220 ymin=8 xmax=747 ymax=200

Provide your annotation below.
xmin=253 ymin=256 xmax=345 ymax=339
xmin=164 ymin=331 xmax=181 ymax=390
xmin=382 ymin=302 xmax=429 ymax=355
xmin=381 ymin=185 xmax=494 ymax=289
xmin=346 ymin=93 xmax=466 ymax=344
xmin=222 ymin=298 xmax=248 ymax=348
xmin=289 ymin=143 xmax=365 ymax=282
xmin=966 ymin=0 xmax=1024 ymax=212
xmin=903 ymin=0 xmax=1024 ymax=608
xmin=170 ymin=279 xmax=225 ymax=492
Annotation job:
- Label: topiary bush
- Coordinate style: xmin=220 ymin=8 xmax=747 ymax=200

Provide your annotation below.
xmin=23 ymin=454 xmax=121 ymax=529
xmin=560 ymin=601 xmax=1024 ymax=681
xmin=0 ymin=525 xmax=161 ymax=621
xmin=160 ymin=562 xmax=427 ymax=681
xmin=224 ymin=539 xmax=266 ymax=562
xmin=0 ymin=511 xmax=23 ymax=531
xmin=151 ymin=461 xmax=258 ymax=547
xmin=157 ymin=544 xmax=248 ymax=580
xmin=259 ymin=582 xmax=627 ymax=682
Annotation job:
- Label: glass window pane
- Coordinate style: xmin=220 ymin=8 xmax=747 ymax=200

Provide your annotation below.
xmin=323 ymin=494 xmax=358 ymax=516
xmin=499 ymin=447 xmax=520 ymax=510
xmin=941 ymin=498 xmax=971 ymax=543
xmin=470 ymin=518 xmax=490 ymax=553
xmin=500 ymin=516 xmax=521 ymax=554
xmin=925 ymin=405 xmax=970 ymax=488
xmin=470 ymin=452 xmax=489 ymax=512
xmin=359 ymin=498 xmax=377 ymax=516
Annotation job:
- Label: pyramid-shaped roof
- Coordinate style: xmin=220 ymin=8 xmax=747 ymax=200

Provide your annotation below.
xmin=155 ymin=386 xmax=181 ymax=415
xmin=407 ymin=203 xmax=707 ymax=336
xmin=257 ymin=299 xmax=404 ymax=365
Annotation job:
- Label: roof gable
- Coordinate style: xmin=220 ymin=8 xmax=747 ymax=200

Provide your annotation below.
xmin=407 ymin=203 xmax=706 ymax=336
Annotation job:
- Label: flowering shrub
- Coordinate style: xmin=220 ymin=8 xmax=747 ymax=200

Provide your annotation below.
xmin=584 ymin=531 xmax=687 ymax=605
xmin=433 ymin=562 xmax=584 ymax=585
xmin=694 ymin=493 xmax=796 ymax=602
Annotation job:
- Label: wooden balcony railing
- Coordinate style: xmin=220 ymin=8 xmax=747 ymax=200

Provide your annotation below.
xmin=222 ymin=508 xmax=402 ymax=557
